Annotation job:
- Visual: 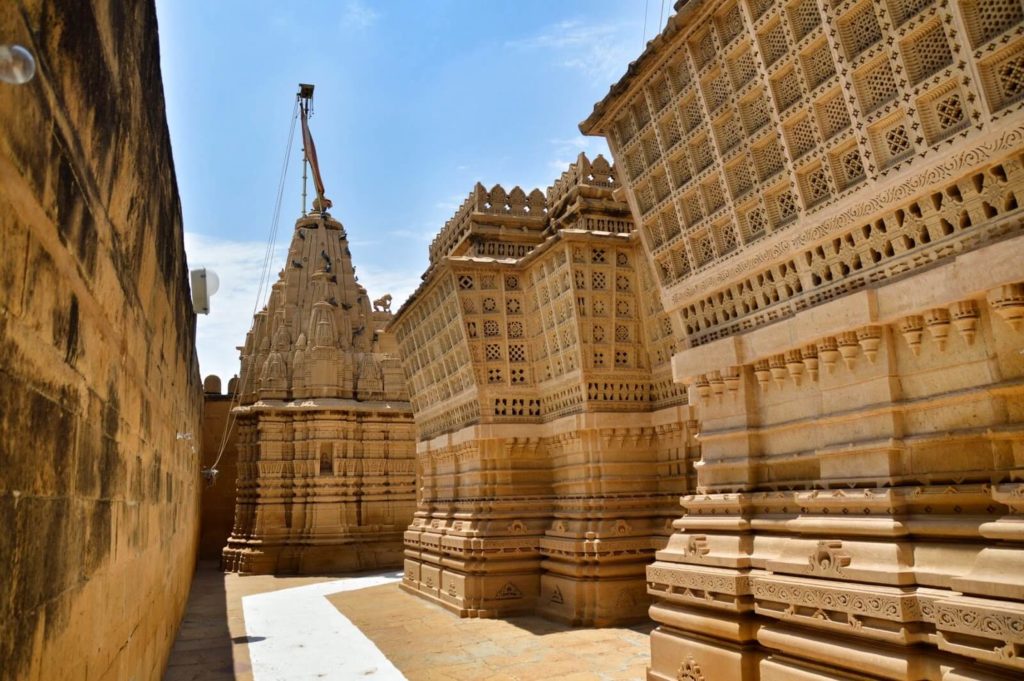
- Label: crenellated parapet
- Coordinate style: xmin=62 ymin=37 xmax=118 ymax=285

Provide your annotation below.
xmin=427 ymin=183 xmax=549 ymax=266
xmin=546 ymin=152 xmax=620 ymax=210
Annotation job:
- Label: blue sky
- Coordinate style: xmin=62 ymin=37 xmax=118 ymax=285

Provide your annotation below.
xmin=157 ymin=0 xmax=668 ymax=381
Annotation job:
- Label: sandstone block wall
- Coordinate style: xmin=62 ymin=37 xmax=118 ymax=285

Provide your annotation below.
xmin=198 ymin=377 xmax=239 ymax=560
xmin=0 ymin=2 xmax=203 ymax=680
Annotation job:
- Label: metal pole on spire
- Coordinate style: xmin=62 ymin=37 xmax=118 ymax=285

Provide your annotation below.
xmin=298 ymin=83 xmax=314 ymax=216
xmin=297 ymin=82 xmax=333 ymax=214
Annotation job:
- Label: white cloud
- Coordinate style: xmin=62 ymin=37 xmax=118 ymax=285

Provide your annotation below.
xmin=505 ymin=19 xmax=639 ymax=83
xmin=545 ymin=135 xmax=612 ymax=179
xmin=340 ymin=0 xmax=379 ymax=30
xmin=389 ymin=227 xmax=434 ymax=243
xmin=353 ymin=264 xmax=421 ymax=312
xmin=185 ymin=231 xmax=288 ymax=384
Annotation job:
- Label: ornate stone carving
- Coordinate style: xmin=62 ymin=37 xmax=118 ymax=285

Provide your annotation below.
xmin=808 ymin=541 xmax=852 ymax=576
xmin=393 ymin=154 xmax=697 ymax=625
xmin=949 ymin=300 xmax=980 ymax=346
xmin=899 ymin=315 xmax=925 ymax=356
xmin=677 ymin=658 xmax=705 ymax=681
xmin=988 ymin=283 xmax=1024 ymax=331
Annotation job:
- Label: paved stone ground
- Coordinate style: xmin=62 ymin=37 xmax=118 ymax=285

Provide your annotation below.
xmin=328 ymin=586 xmax=651 ymax=681
xmin=165 ymin=561 xmax=651 ymax=681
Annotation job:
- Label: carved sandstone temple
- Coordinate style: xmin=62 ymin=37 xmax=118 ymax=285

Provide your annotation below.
xmin=581 ymin=0 xmax=1024 ymax=679
xmin=392 ymin=154 xmax=698 ymax=625
xmin=220 ymin=206 xmax=416 ymax=574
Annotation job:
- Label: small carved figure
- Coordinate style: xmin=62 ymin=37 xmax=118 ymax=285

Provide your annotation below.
xmin=373 ymin=293 xmax=393 ymax=312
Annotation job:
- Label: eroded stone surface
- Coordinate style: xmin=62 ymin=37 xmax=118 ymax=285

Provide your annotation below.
xmin=0 ymin=2 xmax=202 ymax=679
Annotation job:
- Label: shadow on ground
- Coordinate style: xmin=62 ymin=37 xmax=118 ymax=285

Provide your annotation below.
xmin=164 ymin=559 xmax=243 ymax=681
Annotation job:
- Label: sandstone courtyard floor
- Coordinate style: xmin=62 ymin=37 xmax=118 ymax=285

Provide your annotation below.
xmin=165 ymin=561 xmax=652 ymax=681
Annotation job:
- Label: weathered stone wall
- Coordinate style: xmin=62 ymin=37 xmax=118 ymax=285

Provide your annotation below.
xmin=198 ymin=377 xmax=239 ymax=560
xmin=0 ymin=2 xmax=202 ymax=680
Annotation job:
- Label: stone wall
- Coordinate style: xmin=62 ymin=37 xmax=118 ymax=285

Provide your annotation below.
xmin=0 ymin=2 xmax=203 ymax=680
xmin=198 ymin=376 xmax=239 ymax=560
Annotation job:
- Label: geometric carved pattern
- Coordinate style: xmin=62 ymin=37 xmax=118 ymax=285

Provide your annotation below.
xmin=785 ymin=115 xmax=819 ymax=159
xmin=789 ymin=0 xmax=822 ymax=42
xmin=902 ymin=21 xmax=953 ymax=85
xmin=754 ymin=138 xmax=786 ymax=182
xmin=935 ymin=93 xmax=965 ymax=129
xmin=740 ymin=91 xmax=773 ymax=134
xmin=839 ymin=2 xmax=883 ymax=60
xmin=856 ymin=58 xmax=899 ymax=113
xmin=888 ymin=0 xmax=934 ymax=26
xmin=961 ymin=0 xmax=1024 ymax=49
xmin=584 ymin=0 xmax=1024 ymax=334
xmin=759 ymin=20 xmax=790 ymax=68
xmin=802 ymin=41 xmax=836 ymax=90
xmin=816 ymin=91 xmax=852 ymax=140
xmin=772 ymin=68 xmax=804 ymax=113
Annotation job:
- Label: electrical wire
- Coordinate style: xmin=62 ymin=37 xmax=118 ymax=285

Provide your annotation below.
xmin=642 ymin=0 xmax=650 ymax=46
xmin=204 ymin=98 xmax=299 ymax=479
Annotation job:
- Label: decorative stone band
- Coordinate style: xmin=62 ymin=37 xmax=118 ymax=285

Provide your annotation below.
xmin=672 ymin=232 xmax=1024 ymax=387
xmin=662 ymin=120 xmax=1024 ymax=308
xmin=647 ymin=559 xmax=1024 ymax=673
xmin=664 ymin=128 xmax=1024 ymax=348
xmin=682 ymin=285 xmax=1021 ymax=403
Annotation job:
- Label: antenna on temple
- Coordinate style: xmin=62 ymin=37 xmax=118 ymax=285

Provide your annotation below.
xmin=297 ymin=83 xmax=314 ymax=216
xmin=297 ymin=82 xmax=333 ymax=215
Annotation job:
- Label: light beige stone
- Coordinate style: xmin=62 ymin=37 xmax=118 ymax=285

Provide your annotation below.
xmin=582 ymin=0 xmax=1024 ymax=677
xmin=392 ymin=154 xmax=699 ymax=625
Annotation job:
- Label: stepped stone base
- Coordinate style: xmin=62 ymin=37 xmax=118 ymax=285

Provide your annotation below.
xmin=223 ymin=535 xmax=406 ymax=575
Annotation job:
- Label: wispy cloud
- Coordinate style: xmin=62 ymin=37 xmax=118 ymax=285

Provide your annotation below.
xmin=505 ymin=19 xmax=638 ymax=83
xmin=354 ymin=265 xmax=421 ymax=311
xmin=340 ymin=0 xmax=379 ymax=30
xmin=389 ymin=227 xmax=434 ymax=243
xmin=185 ymin=232 xmax=288 ymax=383
xmin=546 ymin=135 xmax=612 ymax=177
xmin=434 ymin=193 xmax=468 ymax=214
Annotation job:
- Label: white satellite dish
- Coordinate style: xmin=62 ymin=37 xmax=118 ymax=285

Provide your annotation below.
xmin=190 ymin=268 xmax=220 ymax=315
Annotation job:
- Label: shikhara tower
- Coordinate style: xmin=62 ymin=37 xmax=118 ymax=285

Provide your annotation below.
xmin=221 ymin=87 xmax=415 ymax=574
